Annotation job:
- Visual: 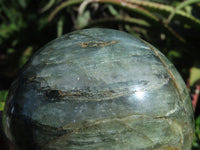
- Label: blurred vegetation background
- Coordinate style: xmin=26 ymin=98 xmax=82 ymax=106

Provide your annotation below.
xmin=0 ymin=0 xmax=200 ymax=149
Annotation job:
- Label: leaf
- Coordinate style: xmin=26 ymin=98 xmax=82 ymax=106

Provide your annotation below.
xmin=108 ymin=5 xmax=119 ymax=17
xmin=57 ymin=17 xmax=64 ymax=37
xmin=18 ymin=46 xmax=33 ymax=68
xmin=0 ymin=90 xmax=8 ymax=111
xmin=76 ymin=10 xmax=90 ymax=29
xmin=48 ymin=0 xmax=83 ymax=21
xmin=167 ymin=50 xmax=182 ymax=61
xmin=18 ymin=0 xmax=27 ymax=9
xmin=40 ymin=0 xmax=56 ymax=13
xmin=126 ymin=0 xmax=200 ymax=29
xmin=93 ymin=0 xmax=159 ymax=23
xmin=83 ymin=17 xmax=151 ymax=29
xmin=0 ymin=102 xmax=5 ymax=111
xmin=7 ymin=48 xmax=15 ymax=54
xmin=79 ymin=0 xmax=93 ymax=14
xmin=195 ymin=116 xmax=200 ymax=140
xmin=189 ymin=66 xmax=200 ymax=86
xmin=49 ymin=0 xmax=159 ymax=23
xmin=0 ymin=90 xmax=8 ymax=102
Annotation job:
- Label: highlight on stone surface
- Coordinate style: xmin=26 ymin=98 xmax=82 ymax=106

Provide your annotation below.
xmin=3 ymin=28 xmax=194 ymax=150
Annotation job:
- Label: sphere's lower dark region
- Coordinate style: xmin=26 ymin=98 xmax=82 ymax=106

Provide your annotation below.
xmin=3 ymin=28 xmax=194 ymax=150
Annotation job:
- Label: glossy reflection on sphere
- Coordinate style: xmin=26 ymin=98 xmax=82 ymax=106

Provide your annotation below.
xmin=3 ymin=28 xmax=194 ymax=150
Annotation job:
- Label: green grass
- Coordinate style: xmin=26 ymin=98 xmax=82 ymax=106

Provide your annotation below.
xmin=0 ymin=90 xmax=8 ymax=111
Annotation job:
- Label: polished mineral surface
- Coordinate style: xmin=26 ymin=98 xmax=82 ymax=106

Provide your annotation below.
xmin=3 ymin=28 xmax=194 ymax=150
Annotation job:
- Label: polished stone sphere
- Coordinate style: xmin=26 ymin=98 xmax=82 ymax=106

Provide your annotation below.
xmin=3 ymin=28 xmax=194 ymax=150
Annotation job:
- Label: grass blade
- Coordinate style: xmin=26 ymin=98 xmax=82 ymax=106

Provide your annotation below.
xmin=82 ymin=17 xmax=151 ymax=29
xmin=167 ymin=0 xmax=200 ymax=23
xmin=40 ymin=0 xmax=56 ymax=13
xmin=48 ymin=0 xmax=83 ymax=22
xmin=126 ymin=0 xmax=200 ymax=28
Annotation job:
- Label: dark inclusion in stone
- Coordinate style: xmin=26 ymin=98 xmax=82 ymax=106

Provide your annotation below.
xmin=3 ymin=28 xmax=194 ymax=150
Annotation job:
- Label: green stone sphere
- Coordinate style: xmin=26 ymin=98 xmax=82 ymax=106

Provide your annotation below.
xmin=3 ymin=28 xmax=194 ymax=150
